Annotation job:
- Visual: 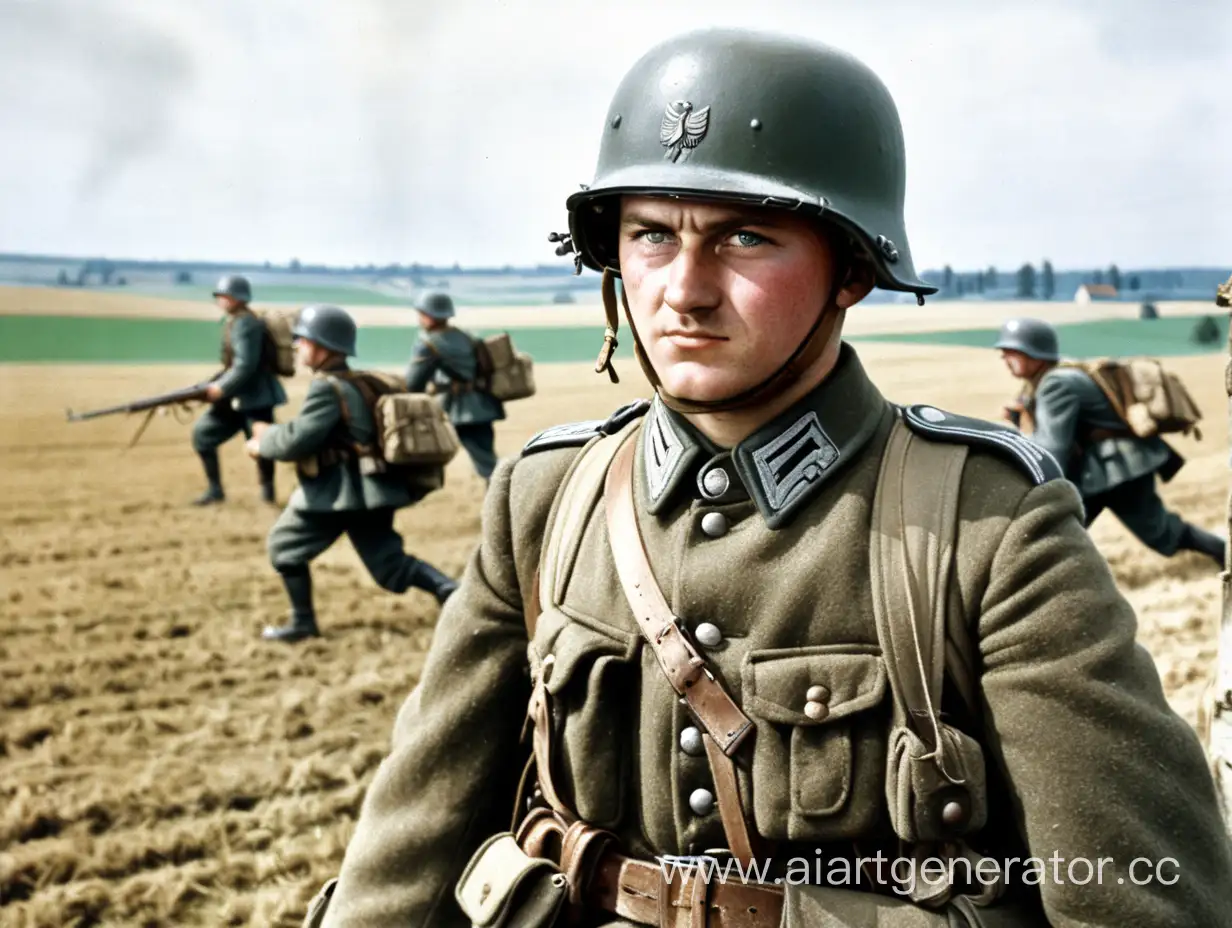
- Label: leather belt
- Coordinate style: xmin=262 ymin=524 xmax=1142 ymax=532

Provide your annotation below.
xmin=516 ymin=809 xmax=783 ymax=928
xmin=588 ymin=851 xmax=784 ymax=928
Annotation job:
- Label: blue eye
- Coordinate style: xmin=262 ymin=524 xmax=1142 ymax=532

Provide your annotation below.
xmin=734 ymin=230 xmax=766 ymax=247
xmin=642 ymin=230 xmax=668 ymax=244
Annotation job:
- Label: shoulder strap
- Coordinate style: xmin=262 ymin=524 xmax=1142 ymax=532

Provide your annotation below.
xmin=869 ymin=414 xmax=974 ymax=745
xmin=321 ymin=374 xmax=354 ymax=428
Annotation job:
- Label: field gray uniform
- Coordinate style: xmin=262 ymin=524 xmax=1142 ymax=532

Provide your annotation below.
xmin=1026 ymin=364 xmax=1223 ymax=563
xmin=192 ymin=307 xmax=288 ymax=504
xmin=405 ymin=295 xmax=505 ymax=482
xmin=257 ymin=363 xmax=458 ymax=642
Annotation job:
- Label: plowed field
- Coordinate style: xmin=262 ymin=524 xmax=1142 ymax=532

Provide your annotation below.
xmin=2 ymin=345 xmax=1227 ymax=926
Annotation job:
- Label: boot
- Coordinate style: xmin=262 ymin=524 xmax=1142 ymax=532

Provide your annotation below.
xmin=193 ymin=451 xmax=225 ymax=506
xmin=1179 ymin=523 xmax=1225 ymax=568
xmin=258 ymin=458 xmax=277 ymax=505
xmin=263 ymin=568 xmax=320 ymax=642
xmin=412 ymin=561 xmax=460 ymax=605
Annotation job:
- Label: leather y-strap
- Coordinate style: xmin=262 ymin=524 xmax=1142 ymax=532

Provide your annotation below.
xmin=603 ymin=437 xmax=753 ymax=755
xmin=868 ymin=416 xmax=971 ymax=749
xmin=603 ymin=435 xmax=760 ymax=864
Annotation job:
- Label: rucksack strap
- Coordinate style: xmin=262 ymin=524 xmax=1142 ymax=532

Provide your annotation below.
xmin=520 ymin=419 xmax=641 ymax=821
xmin=870 ymin=414 xmax=998 ymax=908
xmin=869 ymin=414 xmax=971 ymax=744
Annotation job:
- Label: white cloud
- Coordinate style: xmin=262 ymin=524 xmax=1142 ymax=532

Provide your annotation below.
xmin=1 ymin=0 xmax=1228 ymax=271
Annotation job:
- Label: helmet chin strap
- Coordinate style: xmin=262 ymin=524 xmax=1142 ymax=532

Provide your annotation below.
xmin=596 ymin=268 xmax=845 ymax=416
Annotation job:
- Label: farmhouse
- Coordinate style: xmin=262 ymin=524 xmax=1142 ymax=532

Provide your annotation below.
xmin=1074 ymin=283 xmax=1119 ymax=303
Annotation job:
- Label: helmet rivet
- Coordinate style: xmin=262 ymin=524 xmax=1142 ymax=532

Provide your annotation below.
xmin=875 ymin=234 xmax=900 ymax=263
xmin=611 ymin=114 xmax=622 ymax=129
xmin=749 ymin=118 xmax=762 ymax=131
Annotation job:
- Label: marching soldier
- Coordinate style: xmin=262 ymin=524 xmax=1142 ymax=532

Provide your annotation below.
xmin=405 ymin=291 xmax=505 ymax=483
xmin=248 ymin=304 xmax=458 ymax=643
xmin=996 ymin=317 xmax=1225 ymax=566
xmin=192 ymin=274 xmax=287 ymax=506
xmin=304 ymin=30 xmax=1232 ymax=927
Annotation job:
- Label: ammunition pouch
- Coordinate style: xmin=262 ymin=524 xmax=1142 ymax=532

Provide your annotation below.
xmin=886 ymin=724 xmax=988 ymax=845
xmin=456 ymin=831 xmax=569 ymax=928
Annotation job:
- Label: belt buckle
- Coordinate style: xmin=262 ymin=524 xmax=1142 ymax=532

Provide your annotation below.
xmin=657 ymin=855 xmax=716 ymax=928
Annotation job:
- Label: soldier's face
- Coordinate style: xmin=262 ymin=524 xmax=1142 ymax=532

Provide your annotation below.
xmin=617 ymin=196 xmax=868 ymax=402
xmin=295 ymin=338 xmax=327 ymax=369
xmin=1000 ymin=349 xmax=1042 ymax=379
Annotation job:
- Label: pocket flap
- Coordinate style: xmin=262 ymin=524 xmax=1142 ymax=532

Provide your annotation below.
xmin=455 ymin=833 xmax=562 ymax=926
xmin=529 ymin=613 xmax=637 ymax=696
xmin=743 ymin=647 xmax=886 ymax=726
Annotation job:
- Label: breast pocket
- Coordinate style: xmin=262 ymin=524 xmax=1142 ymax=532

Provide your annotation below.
xmin=528 ymin=608 xmax=639 ymax=829
xmin=742 ymin=646 xmax=890 ymax=842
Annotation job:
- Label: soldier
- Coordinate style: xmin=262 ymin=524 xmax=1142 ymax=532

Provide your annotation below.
xmin=192 ymin=274 xmax=287 ymax=506
xmin=247 ymin=304 xmax=458 ymax=643
xmin=303 ymin=30 xmax=1232 ymax=927
xmin=996 ymin=316 xmax=1225 ymax=566
xmin=405 ymin=291 xmax=505 ymax=483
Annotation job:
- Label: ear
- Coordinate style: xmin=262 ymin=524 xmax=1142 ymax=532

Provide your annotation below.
xmin=835 ymin=259 xmax=875 ymax=310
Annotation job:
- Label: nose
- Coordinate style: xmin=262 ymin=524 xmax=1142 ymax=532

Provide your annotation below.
xmin=663 ymin=243 xmax=721 ymax=316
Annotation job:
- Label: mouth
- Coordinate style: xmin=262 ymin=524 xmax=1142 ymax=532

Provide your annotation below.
xmin=660 ymin=330 xmax=727 ymax=349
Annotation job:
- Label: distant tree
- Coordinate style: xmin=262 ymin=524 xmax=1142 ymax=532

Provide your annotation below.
xmin=942 ymin=265 xmax=954 ymax=290
xmin=955 ymin=276 xmax=966 ymax=296
xmin=1108 ymin=264 xmax=1122 ymax=291
xmin=1016 ymin=263 xmax=1037 ymax=298
xmin=975 ymin=274 xmax=985 ymax=295
xmin=174 ymin=270 xmax=192 ymax=284
xmin=116 ymin=276 xmax=127 ymax=286
xmin=263 ymin=260 xmax=272 ymax=269
xmin=290 ymin=258 xmax=302 ymax=272
xmin=1128 ymin=275 xmax=1141 ymax=291
xmin=1093 ymin=268 xmax=1103 ymax=285
xmin=985 ymin=266 xmax=998 ymax=290
xmin=1041 ymin=260 xmax=1055 ymax=299
xmin=56 ymin=270 xmax=69 ymax=286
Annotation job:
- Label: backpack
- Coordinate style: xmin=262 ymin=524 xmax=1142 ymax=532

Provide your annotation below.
xmin=1064 ymin=358 xmax=1202 ymax=440
xmin=528 ymin=412 xmax=1006 ymax=911
xmin=472 ymin=332 xmax=536 ymax=402
xmin=255 ymin=309 xmax=298 ymax=378
xmin=325 ymin=371 xmax=460 ymax=471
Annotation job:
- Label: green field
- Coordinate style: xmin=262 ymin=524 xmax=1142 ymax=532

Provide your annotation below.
xmin=854 ymin=315 xmax=1228 ymax=358
xmin=0 ymin=315 xmax=608 ymax=365
xmin=1 ymin=313 xmax=1225 ymax=365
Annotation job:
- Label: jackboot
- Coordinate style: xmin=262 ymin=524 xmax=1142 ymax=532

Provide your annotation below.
xmin=411 ymin=561 xmax=460 ymax=605
xmin=1179 ymin=523 xmax=1226 ymax=568
xmin=258 ymin=458 xmax=277 ymax=505
xmin=263 ymin=568 xmax=320 ymax=642
xmin=193 ymin=451 xmax=225 ymax=506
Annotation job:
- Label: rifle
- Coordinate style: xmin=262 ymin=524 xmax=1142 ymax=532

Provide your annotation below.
xmin=65 ymin=381 xmax=214 ymax=449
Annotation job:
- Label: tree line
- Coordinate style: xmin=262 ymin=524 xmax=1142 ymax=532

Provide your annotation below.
xmin=936 ymin=263 xmax=1143 ymax=299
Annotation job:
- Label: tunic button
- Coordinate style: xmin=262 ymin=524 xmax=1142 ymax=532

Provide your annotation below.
xmin=680 ymin=726 xmax=705 ymax=756
xmin=689 ymin=788 xmax=716 ymax=816
xmin=694 ymin=622 xmax=723 ymax=648
xmin=700 ymin=467 xmax=730 ymax=499
xmin=700 ymin=512 xmax=728 ymax=538
xmin=806 ymin=685 xmax=829 ymax=703
xmin=804 ymin=700 xmax=829 ymax=721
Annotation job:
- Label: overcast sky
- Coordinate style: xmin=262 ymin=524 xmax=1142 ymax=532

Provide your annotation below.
xmin=1 ymin=0 xmax=1229 ymax=272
